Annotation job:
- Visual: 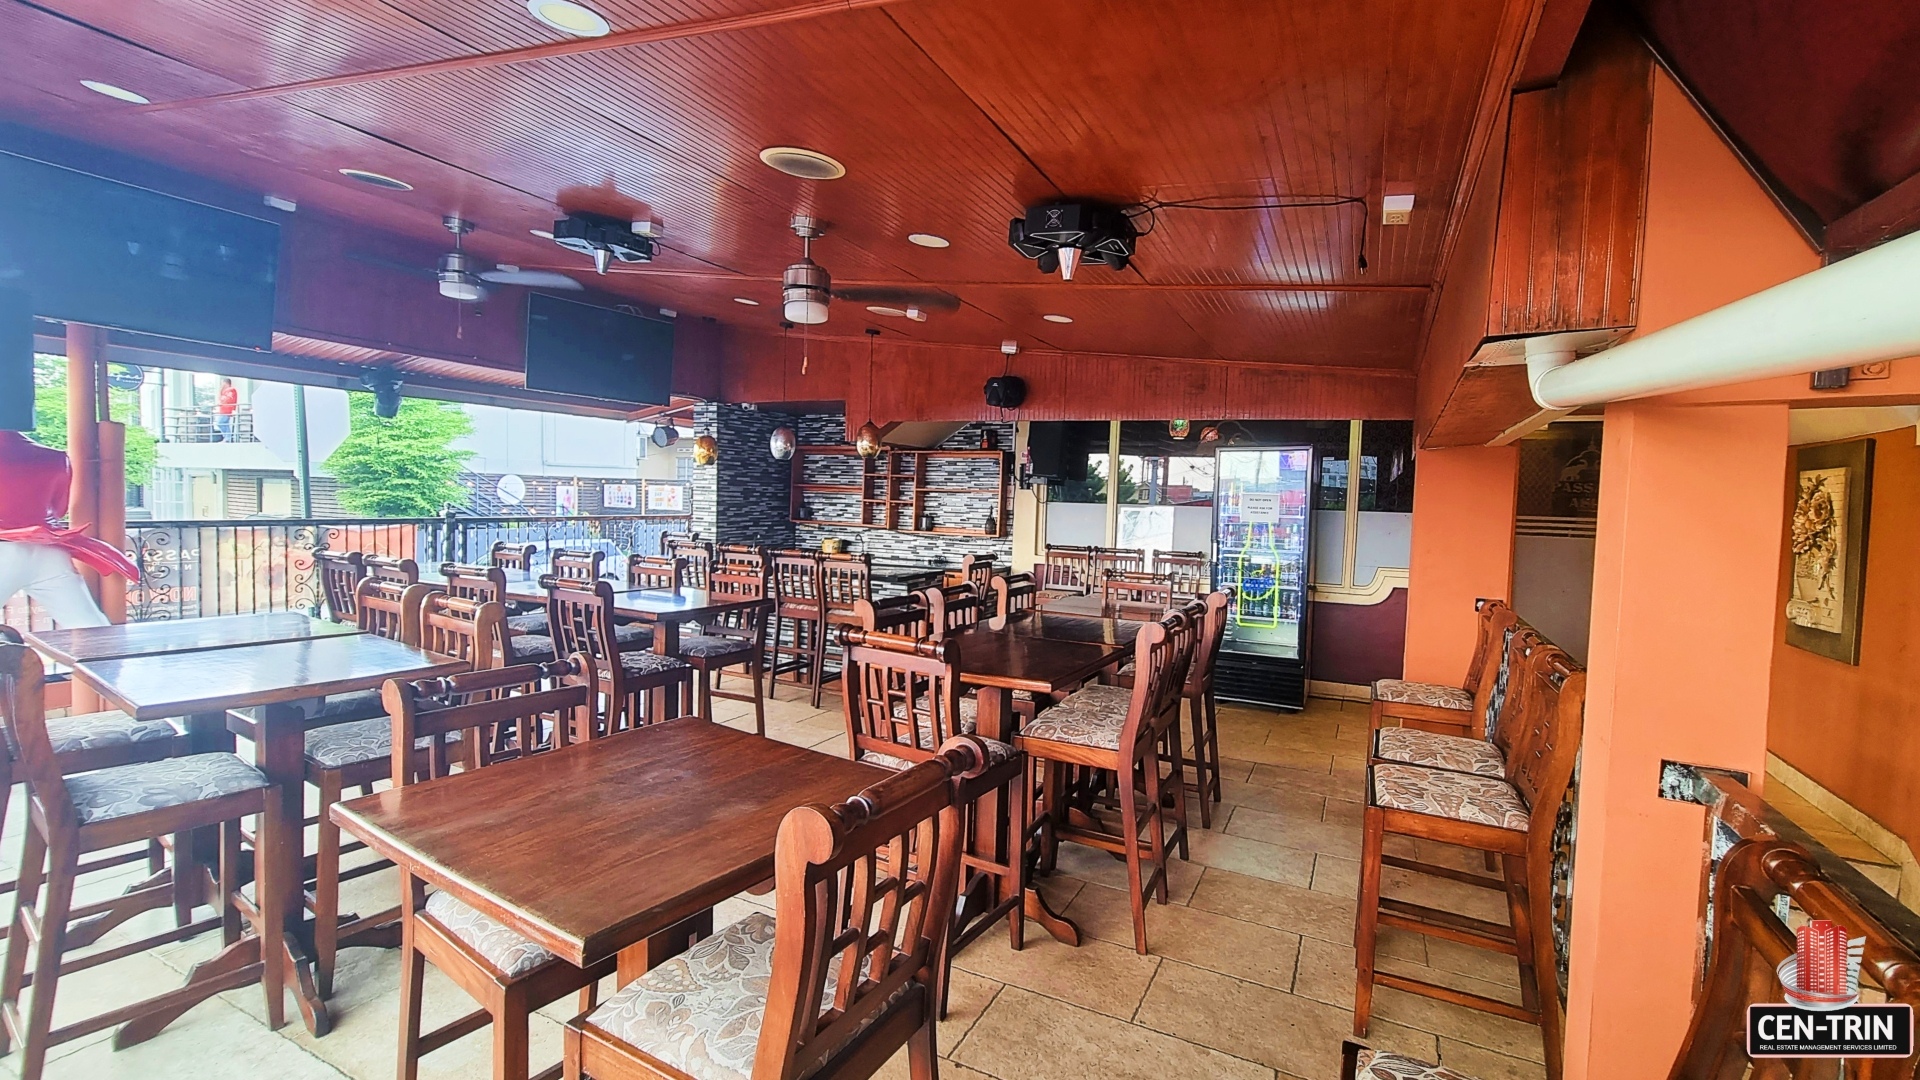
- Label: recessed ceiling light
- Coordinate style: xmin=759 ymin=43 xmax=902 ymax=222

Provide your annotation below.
xmin=525 ymin=0 xmax=610 ymax=37
xmin=1042 ymin=314 xmax=1074 ymax=324
xmin=80 ymin=80 xmax=148 ymax=105
xmin=338 ymin=168 xmax=413 ymax=191
xmin=865 ymin=305 xmax=908 ymax=318
xmin=529 ymin=227 xmax=554 ymax=239
xmin=907 ymin=233 xmax=949 ymax=249
xmin=733 ymin=297 xmax=760 ymax=306
xmin=759 ymin=147 xmax=846 ymax=181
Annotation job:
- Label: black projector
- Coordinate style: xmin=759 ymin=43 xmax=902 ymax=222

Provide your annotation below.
xmin=551 ymin=212 xmax=657 ymax=271
xmin=1008 ymin=201 xmax=1137 ymax=277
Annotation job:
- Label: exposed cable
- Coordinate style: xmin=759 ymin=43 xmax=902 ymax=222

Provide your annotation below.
xmin=1124 ymin=195 xmax=1370 ymax=273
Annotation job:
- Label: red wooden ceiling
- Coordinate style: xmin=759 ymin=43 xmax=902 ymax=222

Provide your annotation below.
xmin=0 ymin=0 xmax=1524 ymax=371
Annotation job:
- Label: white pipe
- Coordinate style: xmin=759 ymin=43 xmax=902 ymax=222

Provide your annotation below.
xmin=1528 ymin=228 xmax=1920 ymax=409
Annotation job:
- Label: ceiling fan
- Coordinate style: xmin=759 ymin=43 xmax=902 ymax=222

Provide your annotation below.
xmin=438 ymin=216 xmax=583 ymax=301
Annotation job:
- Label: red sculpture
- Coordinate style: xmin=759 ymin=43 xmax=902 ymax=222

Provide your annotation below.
xmin=0 ymin=430 xmax=140 ymax=628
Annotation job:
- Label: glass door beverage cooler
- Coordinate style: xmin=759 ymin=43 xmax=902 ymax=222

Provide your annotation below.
xmin=1209 ymin=445 xmax=1313 ymax=710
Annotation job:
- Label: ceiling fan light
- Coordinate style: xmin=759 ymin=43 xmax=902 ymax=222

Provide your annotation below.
xmin=783 ymin=257 xmax=831 ymax=325
xmin=437 ymin=251 xmax=486 ymax=302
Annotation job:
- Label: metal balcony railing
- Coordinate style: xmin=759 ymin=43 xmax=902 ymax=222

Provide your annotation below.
xmin=162 ymin=406 xmax=257 ymax=444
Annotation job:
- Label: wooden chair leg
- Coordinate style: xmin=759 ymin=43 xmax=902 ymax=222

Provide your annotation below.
xmin=171 ymin=828 xmax=196 ymax=927
xmin=220 ymin=819 xmax=243 ymax=945
xmin=1142 ymin=747 xmax=1171 ymax=904
xmin=696 ymin=668 xmax=714 ymax=722
xmin=1203 ymin=692 xmax=1223 ymax=805
xmin=1353 ymin=810 xmax=1385 ymax=1037
xmin=1118 ymin=770 xmax=1148 ymax=955
xmin=1184 ymin=695 xmax=1212 ymax=831
xmin=19 ymin=839 xmax=76 ymax=1080
xmin=1006 ymin=768 xmax=1027 ymax=952
xmin=398 ymin=913 xmax=426 ymax=1080
xmin=0 ymin=825 xmax=48 ymax=1057
xmin=808 ymin=618 xmax=827 ymax=710
xmin=314 ymin=768 xmax=345 ymax=1000
xmin=1163 ymin=721 xmax=1191 ymax=860
xmin=906 ymin=1014 xmax=937 ymax=1080
xmin=750 ymin=655 xmax=766 ymax=737
xmin=1503 ymin=854 xmax=1541 ymax=1017
xmin=493 ymin=983 xmax=531 ymax=1080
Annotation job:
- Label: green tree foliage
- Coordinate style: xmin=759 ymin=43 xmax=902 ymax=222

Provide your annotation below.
xmin=325 ymin=392 xmax=474 ymax=517
xmin=31 ymin=356 xmax=158 ymax=487
xmin=1052 ymin=456 xmax=1137 ymax=504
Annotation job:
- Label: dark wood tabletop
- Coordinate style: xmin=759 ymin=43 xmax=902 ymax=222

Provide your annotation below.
xmin=946 ymin=625 xmax=1130 ymax=695
xmin=1039 ymin=592 xmax=1177 ymax=619
xmin=604 ymin=587 xmax=760 ymax=623
xmin=73 ymin=633 xmax=467 ymax=720
xmin=23 ymin=612 xmax=361 ymax=667
xmin=332 ymin=719 xmax=887 ymax=967
xmin=1003 ymin=610 xmax=1150 ymax=647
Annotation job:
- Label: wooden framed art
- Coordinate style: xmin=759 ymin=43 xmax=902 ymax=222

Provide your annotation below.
xmin=1784 ymin=437 xmax=1874 ymax=664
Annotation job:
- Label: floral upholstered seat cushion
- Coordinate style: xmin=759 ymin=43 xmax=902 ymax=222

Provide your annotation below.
xmin=1355 ymin=1048 xmax=1477 ymax=1080
xmin=1371 ymin=679 xmax=1473 ymax=711
xmin=64 ymin=753 xmax=269 ymax=826
xmin=422 ymin=890 xmax=557 ymax=979
xmin=618 ymin=650 xmax=692 ymax=677
xmin=506 ymin=634 xmax=556 ymax=663
xmin=677 ymin=634 xmax=753 ymax=660
xmin=505 ymin=611 xmax=549 ymax=635
xmin=859 ymin=699 xmax=992 ymax=769
xmin=862 ymin=735 xmax=1015 ymax=773
xmin=45 ymin=711 xmax=175 ymax=755
xmin=302 ymin=717 xmax=463 ymax=770
xmin=1373 ymin=727 xmax=1506 ymax=778
xmin=1370 ymin=763 xmax=1528 ymax=831
xmin=583 ymin=911 xmax=899 ymax=1080
xmin=1017 ymin=686 xmax=1133 ymax=752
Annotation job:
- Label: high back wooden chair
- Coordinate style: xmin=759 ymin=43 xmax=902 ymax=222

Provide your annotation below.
xmin=626 ymin=554 xmax=684 ymax=593
xmin=667 ymin=538 xmax=712 ymax=589
xmin=1369 ymin=623 xmax=1544 ymax=786
xmin=815 ymin=553 xmax=872 ymax=708
xmin=1115 ymin=591 xmax=1232 ymax=828
xmin=1018 ymin=608 xmax=1197 ymax=954
xmin=959 ymin=554 xmax=996 ymax=591
xmin=658 ymin=531 xmax=700 ymax=557
xmin=987 ymin=572 xmax=1038 ymax=630
xmin=0 ymin=642 xmax=274 ymax=1080
xmin=1102 ymin=570 xmax=1175 ymax=613
xmin=383 ymin=664 xmax=611 ymax=1080
xmin=549 ymin=548 xmax=605 ymax=585
xmin=854 ymin=594 xmax=932 ymax=637
xmin=564 ymin=741 xmax=984 ymax=1080
xmin=840 ymin=631 xmax=1026 ymax=1015
xmin=546 ymin=577 xmax=692 ymax=735
xmin=769 ymin=551 xmax=826 ymax=704
xmin=1040 ymin=545 xmax=1093 ymax=596
xmin=489 ymin=542 xmax=536 ymax=572
xmin=1094 ymin=547 xmax=1145 ymax=577
xmin=1354 ymin=641 xmax=1585 ymax=1080
xmin=1151 ymin=550 xmax=1209 ymax=598
xmin=715 ymin=543 xmax=765 ymax=577
xmin=1370 ymin=598 xmax=1518 ymax=738
xmin=675 ymin=553 xmax=772 ymax=734
xmin=924 ymin=583 xmax=982 ymax=638
xmin=363 ymin=555 xmax=420 ymax=585
xmin=355 ymin=577 xmax=429 ymax=645
xmin=437 ymin=562 xmax=506 ymax=602
xmin=316 ymin=550 xmax=367 ymax=623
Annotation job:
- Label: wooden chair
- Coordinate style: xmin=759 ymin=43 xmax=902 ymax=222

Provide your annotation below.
xmin=924 ymin=583 xmax=982 ymax=639
xmin=316 ymin=550 xmax=367 ymax=623
xmin=675 ymin=555 xmax=772 ymax=734
xmin=840 ymin=630 xmax=1026 ymax=1018
xmin=959 ymin=554 xmax=995 ymax=592
xmin=626 ymin=554 xmax=684 ymax=593
xmin=657 ymin=531 xmax=700 ymax=557
xmin=563 ymin=739 xmax=985 ymax=1080
xmin=1151 ymin=550 xmax=1209 ymax=598
xmin=817 ymin=553 xmax=872 ymax=708
xmin=1102 ymin=570 xmax=1175 ymax=613
xmin=1353 ymin=640 xmax=1584 ymax=1080
xmin=1368 ymin=623 xmax=1544 ymax=785
xmin=363 ymin=555 xmax=420 ymax=585
xmin=547 ymin=577 xmax=692 ymax=735
xmin=1093 ymin=547 xmax=1145 ymax=577
xmin=987 ymin=572 xmax=1038 ymax=630
xmin=1344 ymin=832 xmax=1920 ymax=1080
xmin=714 ymin=542 xmax=764 ymax=576
xmin=1113 ymin=591 xmax=1231 ymax=829
xmin=305 ymin=593 xmax=500 ymax=999
xmin=769 ymin=551 xmax=826 ymax=703
xmin=1039 ymin=545 xmax=1093 ymax=596
xmin=854 ymin=595 xmax=933 ymax=637
xmin=1369 ymin=599 xmax=1517 ymax=738
xmin=386 ymin=664 xmax=610 ymax=1080
xmin=278 ymin=578 xmax=434 ymax=729
xmin=667 ymin=539 xmax=712 ymax=590
xmin=0 ymin=641 xmax=275 ymax=1080
xmin=1017 ymin=608 xmax=1197 ymax=954
xmin=489 ymin=542 xmax=537 ymax=572
xmin=442 ymin=563 xmax=551 ymax=665
xmin=508 ymin=549 xmax=607 ymax=640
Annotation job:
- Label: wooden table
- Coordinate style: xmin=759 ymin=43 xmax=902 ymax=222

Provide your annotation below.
xmin=334 ymin=719 xmax=886 ymax=977
xmin=945 ymin=625 xmax=1133 ymax=946
xmin=1002 ymin=610 xmax=1150 ymax=647
xmin=24 ymin=612 xmax=360 ymax=666
xmin=1039 ymin=592 xmax=1177 ymax=619
xmin=68 ymin=633 xmax=467 ymax=1042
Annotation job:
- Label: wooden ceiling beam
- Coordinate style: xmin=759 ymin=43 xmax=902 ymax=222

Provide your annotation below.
xmin=1515 ymin=0 xmax=1595 ymax=91
xmin=133 ymin=0 xmax=917 ymax=113
xmin=506 ymin=266 xmax=1430 ymax=293
xmin=1825 ymin=171 xmax=1920 ymax=261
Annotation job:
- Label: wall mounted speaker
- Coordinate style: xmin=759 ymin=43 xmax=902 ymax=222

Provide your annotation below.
xmin=984 ymin=375 xmax=1027 ymax=410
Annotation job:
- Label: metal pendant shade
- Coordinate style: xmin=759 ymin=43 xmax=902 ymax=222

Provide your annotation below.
xmin=769 ymin=425 xmax=797 ymax=460
xmin=855 ymin=422 xmax=884 ymax=458
xmin=693 ymin=433 xmax=718 ymax=465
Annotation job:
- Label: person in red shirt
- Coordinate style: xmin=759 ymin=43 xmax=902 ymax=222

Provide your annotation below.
xmin=215 ymin=377 xmax=239 ymax=442
xmin=0 ymin=430 xmax=140 ymax=627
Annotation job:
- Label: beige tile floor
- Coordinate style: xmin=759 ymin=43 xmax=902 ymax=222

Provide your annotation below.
xmin=1 ymin=691 xmax=1548 ymax=1080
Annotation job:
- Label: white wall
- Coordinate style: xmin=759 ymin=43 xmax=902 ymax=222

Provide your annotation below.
xmin=454 ymin=405 xmax=645 ymax=478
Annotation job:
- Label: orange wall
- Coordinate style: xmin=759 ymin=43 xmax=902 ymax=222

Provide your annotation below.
xmin=1401 ymin=445 xmax=1517 ymax=685
xmin=1769 ymin=429 xmax=1920 ymax=851
xmin=1563 ymin=402 xmax=1787 ymax=1079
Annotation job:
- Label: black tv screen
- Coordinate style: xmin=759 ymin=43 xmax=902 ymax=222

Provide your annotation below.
xmin=0 ymin=288 xmax=30 ymax=431
xmin=0 ymin=152 xmax=279 ymax=350
xmin=524 ymin=293 xmax=674 ymax=405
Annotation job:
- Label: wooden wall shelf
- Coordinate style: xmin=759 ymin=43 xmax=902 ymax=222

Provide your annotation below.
xmin=789 ymin=445 xmax=1010 ymax=538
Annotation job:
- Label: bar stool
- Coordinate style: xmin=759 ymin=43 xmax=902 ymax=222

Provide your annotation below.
xmin=768 ymin=551 xmax=825 ymax=702
xmin=548 ymin=577 xmax=693 ymax=735
xmin=674 ymin=551 xmax=771 ymax=734
xmin=0 ymin=642 xmax=275 ymax=1080
xmin=1369 ymin=599 xmax=1517 ymax=738
xmin=1112 ymin=591 xmax=1231 ymax=828
xmin=817 ymin=552 xmax=870 ymax=708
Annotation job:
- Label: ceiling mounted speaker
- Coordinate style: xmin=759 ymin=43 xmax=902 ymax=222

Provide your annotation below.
xmin=983 ymin=376 xmax=1027 ymax=410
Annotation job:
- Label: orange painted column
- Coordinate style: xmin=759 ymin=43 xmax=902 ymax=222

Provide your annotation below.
xmin=1402 ymin=445 xmax=1519 ymax=685
xmin=1561 ymin=401 xmax=1786 ymax=1079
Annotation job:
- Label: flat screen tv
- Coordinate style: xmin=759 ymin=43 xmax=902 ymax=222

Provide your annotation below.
xmin=0 ymin=288 xmax=30 ymax=431
xmin=524 ymin=293 xmax=674 ymax=405
xmin=0 ymin=152 xmax=280 ymax=350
